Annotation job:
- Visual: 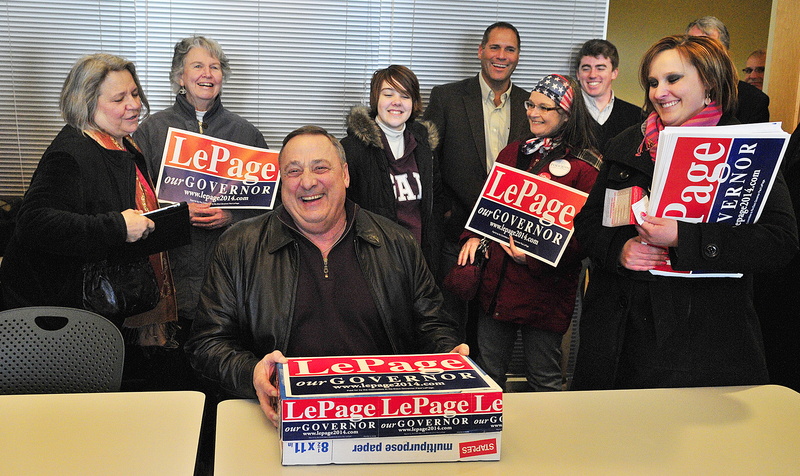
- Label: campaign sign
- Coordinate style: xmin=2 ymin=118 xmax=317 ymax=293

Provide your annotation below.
xmin=283 ymin=355 xmax=491 ymax=396
xmin=155 ymin=128 xmax=280 ymax=209
xmin=465 ymin=163 xmax=588 ymax=267
xmin=652 ymin=136 xmax=785 ymax=226
xmin=281 ymin=393 xmax=503 ymax=441
xmin=649 ymin=134 xmax=786 ymax=277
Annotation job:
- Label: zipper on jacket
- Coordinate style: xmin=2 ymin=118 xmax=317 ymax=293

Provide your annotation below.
xmin=319 ymin=216 xmax=356 ymax=279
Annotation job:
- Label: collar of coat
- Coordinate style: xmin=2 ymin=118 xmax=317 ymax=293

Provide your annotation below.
xmin=173 ymin=92 xmax=223 ymax=122
xmin=523 ymin=139 xmax=603 ymax=172
xmin=265 ymin=200 xmax=382 ymax=254
xmin=345 ymin=106 xmax=439 ymax=150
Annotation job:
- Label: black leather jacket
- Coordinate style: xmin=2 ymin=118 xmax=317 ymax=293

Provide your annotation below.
xmin=185 ymin=201 xmax=461 ymax=398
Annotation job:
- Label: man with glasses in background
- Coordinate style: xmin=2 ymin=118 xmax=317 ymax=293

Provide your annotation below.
xmin=743 ymin=49 xmax=767 ymax=91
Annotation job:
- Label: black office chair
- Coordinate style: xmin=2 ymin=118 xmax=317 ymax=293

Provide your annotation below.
xmin=0 ymin=306 xmax=125 ymax=394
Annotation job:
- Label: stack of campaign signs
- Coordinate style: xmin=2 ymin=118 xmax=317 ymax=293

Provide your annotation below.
xmin=276 ymin=354 xmax=503 ymax=465
xmin=647 ymin=123 xmax=789 ymax=277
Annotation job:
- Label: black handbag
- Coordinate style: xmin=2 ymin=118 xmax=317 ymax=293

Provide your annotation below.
xmin=82 ymin=258 xmax=160 ymax=323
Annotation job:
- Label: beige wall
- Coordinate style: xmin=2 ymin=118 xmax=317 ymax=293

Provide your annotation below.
xmin=606 ymin=0 xmax=772 ymax=113
xmin=766 ymin=0 xmax=800 ymax=130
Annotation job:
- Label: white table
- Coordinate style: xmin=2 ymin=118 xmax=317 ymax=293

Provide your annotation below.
xmin=215 ymin=385 xmax=800 ymax=475
xmin=0 ymin=390 xmax=205 ymax=476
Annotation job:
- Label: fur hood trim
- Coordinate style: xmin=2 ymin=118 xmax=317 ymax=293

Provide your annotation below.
xmin=346 ymin=106 xmax=384 ymax=149
xmin=346 ymin=106 xmax=439 ymax=151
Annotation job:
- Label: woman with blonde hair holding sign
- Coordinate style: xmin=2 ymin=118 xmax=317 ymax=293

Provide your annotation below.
xmin=454 ymin=74 xmax=600 ymax=391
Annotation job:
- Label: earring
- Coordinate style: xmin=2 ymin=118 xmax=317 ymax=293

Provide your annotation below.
xmin=178 ymin=86 xmax=186 ymax=95
xmin=704 ymin=92 xmax=711 ymax=106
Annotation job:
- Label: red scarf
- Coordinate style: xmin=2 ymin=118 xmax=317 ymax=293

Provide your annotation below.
xmin=638 ymin=102 xmax=723 ymax=161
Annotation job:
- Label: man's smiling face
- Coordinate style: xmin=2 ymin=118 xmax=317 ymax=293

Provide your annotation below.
xmin=478 ymin=27 xmax=519 ymax=90
xmin=279 ymin=134 xmax=350 ymax=238
xmin=577 ymin=55 xmax=618 ymax=101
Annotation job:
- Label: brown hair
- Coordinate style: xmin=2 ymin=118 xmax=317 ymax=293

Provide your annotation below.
xmin=639 ymin=35 xmax=738 ymax=116
xmin=369 ymin=65 xmax=422 ymax=122
xmin=575 ymin=39 xmax=620 ymax=71
xmin=481 ymin=22 xmax=521 ymax=50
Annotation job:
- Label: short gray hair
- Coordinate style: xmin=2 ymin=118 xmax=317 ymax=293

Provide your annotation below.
xmin=280 ymin=125 xmax=346 ymax=165
xmin=686 ymin=16 xmax=730 ymax=49
xmin=170 ymin=35 xmax=231 ymax=93
xmin=748 ymin=48 xmax=767 ymax=61
xmin=60 ymin=53 xmax=149 ymax=131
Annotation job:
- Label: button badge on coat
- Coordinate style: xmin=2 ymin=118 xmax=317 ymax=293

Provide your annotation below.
xmin=549 ymin=159 xmax=571 ymax=177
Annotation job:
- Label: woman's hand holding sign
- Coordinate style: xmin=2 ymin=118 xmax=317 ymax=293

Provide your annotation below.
xmin=189 ymin=202 xmax=233 ymax=229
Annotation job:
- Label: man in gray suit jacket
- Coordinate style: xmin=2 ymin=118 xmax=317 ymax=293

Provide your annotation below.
xmin=423 ymin=22 xmax=529 ymax=340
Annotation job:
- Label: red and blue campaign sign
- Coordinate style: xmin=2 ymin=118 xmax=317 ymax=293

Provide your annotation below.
xmin=652 ymin=136 xmax=785 ymax=226
xmin=277 ymin=354 xmax=502 ymax=444
xmin=465 ymin=163 xmax=588 ymax=267
xmin=647 ymin=126 xmax=788 ymax=277
xmin=154 ymin=128 xmax=280 ymax=209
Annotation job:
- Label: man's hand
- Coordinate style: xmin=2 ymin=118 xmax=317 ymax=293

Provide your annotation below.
xmin=450 ymin=343 xmax=470 ymax=355
xmin=253 ymin=350 xmax=288 ymax=427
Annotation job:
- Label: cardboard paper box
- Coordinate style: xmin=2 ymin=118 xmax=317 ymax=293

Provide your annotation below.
xmin=281 ymin=432 xmax=502 ymax=465
xmin=277 ymin=353 xmax=503 ymax=465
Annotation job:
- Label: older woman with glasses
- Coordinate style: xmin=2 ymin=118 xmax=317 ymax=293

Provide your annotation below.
xmin=455 ymin=74 xmax=600 ymax=391
xmin=572 ymin=35 xmax=798 ymax=390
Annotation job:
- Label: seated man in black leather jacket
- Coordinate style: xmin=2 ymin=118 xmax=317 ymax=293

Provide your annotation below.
xmin=185 ymin=125 xmax=467 ymax=424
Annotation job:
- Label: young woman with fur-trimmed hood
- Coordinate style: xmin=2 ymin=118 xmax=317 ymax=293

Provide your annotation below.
xmin=341 ymin=65 xmax=445 ymax=277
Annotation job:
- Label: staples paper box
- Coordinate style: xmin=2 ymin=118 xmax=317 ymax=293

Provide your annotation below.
xmin=277 ymin=353 xmax=503 ymax=465
xmin=281 ymin=433 xmax=502 ymax=465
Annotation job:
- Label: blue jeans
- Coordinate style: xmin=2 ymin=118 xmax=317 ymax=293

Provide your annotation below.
xmin=477 ymin=312 xmax=563 ymax=391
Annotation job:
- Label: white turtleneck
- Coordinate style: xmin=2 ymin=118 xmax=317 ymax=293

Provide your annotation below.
xmin=376 ymin=117 xmax=406 ymax=160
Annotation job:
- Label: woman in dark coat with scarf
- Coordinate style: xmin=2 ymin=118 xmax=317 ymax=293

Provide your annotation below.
xmin=0 ymin=53 xmax=179 ymax=384
xmin=456 ymin=74 xmax=601 ymax=391
xmin=572 ymin=35 xmax=798 ymax=390
xmin=340 ymin=65 xmax=444 ymax=277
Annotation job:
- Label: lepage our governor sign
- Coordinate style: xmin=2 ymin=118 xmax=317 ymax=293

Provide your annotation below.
xmin=465 ymin=163 xmax=588 ymax=267
xmin=155 ymin=128 xmax=280 ymax=209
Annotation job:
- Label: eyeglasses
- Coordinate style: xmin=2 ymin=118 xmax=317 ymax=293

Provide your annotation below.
xmin=742 ymin=67 xmax=765 ymax=74
xmin=524 ymin=100 xmax=560 ymax=113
